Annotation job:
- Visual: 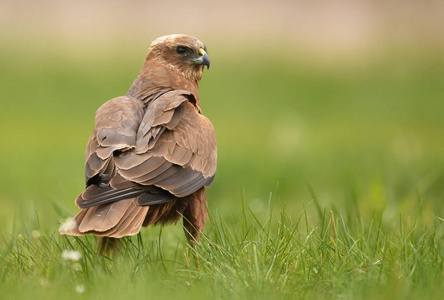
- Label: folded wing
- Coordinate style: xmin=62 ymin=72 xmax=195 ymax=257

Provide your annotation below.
xmin=75 ymin=90 xmax=217 ymax=209
xmin=114 ymin=90 xmax=217 ymax=200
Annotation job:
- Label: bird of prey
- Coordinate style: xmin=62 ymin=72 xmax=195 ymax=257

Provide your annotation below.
xmin=59 ymin=34 xmax=216 ymax=253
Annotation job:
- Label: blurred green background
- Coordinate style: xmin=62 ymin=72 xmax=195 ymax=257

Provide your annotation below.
xmin=1 ymin=0 xmax=444 ymax=235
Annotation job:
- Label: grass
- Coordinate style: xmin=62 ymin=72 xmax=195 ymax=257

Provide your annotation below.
xmin=1 ymin=36 xmax=444 ymax=299
xmin=1 ymin=196 xmax=444 ymax=300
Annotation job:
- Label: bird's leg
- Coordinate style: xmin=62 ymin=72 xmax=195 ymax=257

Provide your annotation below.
xmin=98 ymin=237 xmax=121 ymax=257
xmin=182 ymin=187 xmax=208 ymax=244
xmin=182 ymin=187 xmax=208 ymax=267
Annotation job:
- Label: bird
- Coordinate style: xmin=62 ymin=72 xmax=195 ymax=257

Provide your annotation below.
xmin=59 ymin=34 xmax=217 ymax=254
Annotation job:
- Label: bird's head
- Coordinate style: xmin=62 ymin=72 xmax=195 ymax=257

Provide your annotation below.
xmin=149 ymin=34 xmax=210 ymax=81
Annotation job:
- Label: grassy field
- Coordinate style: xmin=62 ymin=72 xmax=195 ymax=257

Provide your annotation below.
xmin=1 ymin=37 xmax=444 ymax=299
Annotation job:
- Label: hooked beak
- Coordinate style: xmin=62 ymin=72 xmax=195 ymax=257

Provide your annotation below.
xmin=194 ymin=48 xmax=210 ymax=69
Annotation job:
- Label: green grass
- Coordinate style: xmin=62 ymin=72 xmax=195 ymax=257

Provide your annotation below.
xmin=1 ymin=36 xmax=444 ymax=299
xmin=1 ymin=198 xmax=444 ymax=299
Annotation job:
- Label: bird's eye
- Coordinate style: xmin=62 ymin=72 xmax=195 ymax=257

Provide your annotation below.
xmin=176 ymin=46 xmax=190 ymax=55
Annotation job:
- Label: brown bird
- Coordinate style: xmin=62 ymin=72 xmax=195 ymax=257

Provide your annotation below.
xmin=59 ymin=34 xmax=216 ymax=253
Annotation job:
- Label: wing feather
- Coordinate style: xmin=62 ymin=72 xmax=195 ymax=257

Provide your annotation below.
xmin=69 ymin=89 xmax=216 ymax=236
xmin=84 ymin=96 xmax=144 ymax=185
xmin=114 ymin=91 xmax=216 ymax=198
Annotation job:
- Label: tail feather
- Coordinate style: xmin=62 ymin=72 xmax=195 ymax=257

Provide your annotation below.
xmin=93 ymin=202 xmax=140 ymax=237
xmin=112 ymin=206 xmax=149 ymax=237
xmin=59 ymin=209 xmax=88 ymax=236
xmin=78 ymin=199 xmax=133 ymax=233
xmin=59 ymin=198 xmax=149 ymax=239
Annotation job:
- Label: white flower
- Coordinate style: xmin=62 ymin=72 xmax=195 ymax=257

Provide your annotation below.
xmin=31 ymin=230 xmax=41 ymax=239
xmin=62 ymin=250 xmax=82 ymax=261
xmin=75 ymin=285 xmax=85 ymax=294
xmin=72 ymin=263 xmax=82 ymax=271
xmin=59 ymin=218 xmax=77 ymax=233
xmin=40 ymin=278 xmax=49 ymax=287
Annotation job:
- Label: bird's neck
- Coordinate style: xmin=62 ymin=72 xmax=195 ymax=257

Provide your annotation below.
xmin=127 ymin=61 xmax=201 ymax=109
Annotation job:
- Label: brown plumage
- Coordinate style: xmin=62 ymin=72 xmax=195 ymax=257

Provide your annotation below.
xmin=59 ymin=34 xmax=216 ymax=253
